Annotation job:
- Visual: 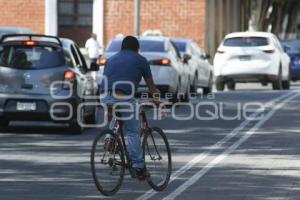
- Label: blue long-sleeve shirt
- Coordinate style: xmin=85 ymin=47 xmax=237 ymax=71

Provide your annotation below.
xmin=100 ymin=50 xmax=152 ymax=94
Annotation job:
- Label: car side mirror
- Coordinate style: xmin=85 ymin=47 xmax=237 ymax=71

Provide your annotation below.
xmin=183 ymin=54 xmax=191 ymax=63
xmin=89 ymin=62 xmax=99 ymax=71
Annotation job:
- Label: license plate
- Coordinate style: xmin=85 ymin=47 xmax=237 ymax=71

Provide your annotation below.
xmin=239 ymin=55 xmax=251 ymax=61
xmin=17 ymin=102 xmax=36 ymax=111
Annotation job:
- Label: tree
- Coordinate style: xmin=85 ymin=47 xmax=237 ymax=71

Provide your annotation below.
xmin=249 ymin=0 xmax=300 ymax=39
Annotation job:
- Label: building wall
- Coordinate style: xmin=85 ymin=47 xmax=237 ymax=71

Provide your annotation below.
xmin=0 ymin=0 xmax=249 ymax=53
xmin=104 ymin=0 xmax=134 ymax=46
xmin=0 ymin=0 xmax=45 ymax=34
xmin=103 ymin=0 xmax=206 ymax=48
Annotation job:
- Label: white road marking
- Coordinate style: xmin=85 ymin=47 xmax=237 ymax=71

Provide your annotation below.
xmin=162 ymin=92 xmax=300 ymax=200
xmin=136 ymin=91 xmax=295 ymax=200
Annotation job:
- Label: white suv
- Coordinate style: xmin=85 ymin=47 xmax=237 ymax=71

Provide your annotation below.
xmin=214 ymin=32 xmax=290 ymax=91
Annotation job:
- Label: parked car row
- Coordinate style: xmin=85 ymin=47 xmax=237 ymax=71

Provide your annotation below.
xmin=0 ymin=31 xmax=213 ymax=132
xmin=0 ymin=27 xmax=298 ymax=133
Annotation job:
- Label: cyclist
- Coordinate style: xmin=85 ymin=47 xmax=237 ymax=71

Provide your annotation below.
xmin=100 ymin=36 xmax=159 ymax=180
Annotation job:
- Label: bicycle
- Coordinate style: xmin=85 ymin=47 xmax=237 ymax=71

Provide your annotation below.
xmin=90 ymin=102 xmax=172 ymax=196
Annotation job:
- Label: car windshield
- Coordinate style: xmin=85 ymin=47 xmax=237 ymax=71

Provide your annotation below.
xmin=106 ymin=40 xmax=166 ymax=52
xmin=0 ymin=45 xmax=65 ymax=69
xmin=224 ymin=37 xmax=269 ymax=47
xmin=173 ymin=41 xmax=187 ymax=52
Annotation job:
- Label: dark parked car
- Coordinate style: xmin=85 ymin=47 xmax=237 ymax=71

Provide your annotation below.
xmin=0 ymin=34 xmax=99 ymax=133
xmin=281 ymin=40 xmax=300 ymax=81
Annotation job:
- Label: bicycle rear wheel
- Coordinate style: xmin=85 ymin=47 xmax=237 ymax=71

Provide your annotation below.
xmin=143 ymin=127 xmax=172 ymax=191
xmin=91 ymin=129 xmax=125 ymax=196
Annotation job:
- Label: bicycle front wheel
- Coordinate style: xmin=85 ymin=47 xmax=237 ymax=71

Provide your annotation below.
xmin=91 ymin=129 xmax=125 ymax=196
xmin=143 ymin=127 xmax=172 ymax=191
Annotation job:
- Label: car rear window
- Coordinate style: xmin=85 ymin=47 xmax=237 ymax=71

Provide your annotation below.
xmin=106 ymin=40 xmax=166 ymax=52
xmin=173 ymin=41 xmax=187 ymax=52
xmin=0 ymin=45 xmax=65 ymax=69
xmin=223 ymin=37 xmax=269 ymax=47
xmin=140 ymin=40 xmax=165 ymax=52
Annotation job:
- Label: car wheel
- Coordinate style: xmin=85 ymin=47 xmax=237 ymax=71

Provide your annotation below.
xmin=203 ymin=86 xmax=212 ymax=95
xmin=227 ymin=82 xmax=236 ymax=90
xmin=272 ymin=68 xmax=283 ymax=90
xmin=190 ymin=84 xmax=196 ymax=93
xmin=181 ymin=91 xmax=190 ymax=102
xmin=169 ymin=83 xmax=180 ymax=104
xmin=69 ymin=107 xmax=84 ymax=134
xmin=291 ymin=78 xmax=297 ymax=82
xmin=282 ymin=80 xmax=290 ymax=90
xmin=203 ymin=74 xmax=213 ymax=95
xmin=216 ymin=80 xmax=225 ymax=91
xmin=0 ymin=119 xmax=9 ymax=129
xmin=69 ymin=121 xmax=84 ymax=134
xmin=190 ymin=75 xmax=198 ymax=93
xmin=85 ymin=106 xmax=98 ymax=124
xmin=170 ymin=93 xmax=179 ymax=103
xmin=282 ymin=69 xmax=291 ymax=90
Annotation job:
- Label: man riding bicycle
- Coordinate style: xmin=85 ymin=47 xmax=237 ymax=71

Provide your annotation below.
xmin=100 ymin=36 xmax=159 ymax=180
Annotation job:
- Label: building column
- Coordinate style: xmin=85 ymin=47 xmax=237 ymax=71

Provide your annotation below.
xmin=206 ymin=0 xmax=216 ymax=58
xmin=93 ymin=0 xmax=104 ymax=47
xmin=45 ymin=0 xmax=58 ymax=36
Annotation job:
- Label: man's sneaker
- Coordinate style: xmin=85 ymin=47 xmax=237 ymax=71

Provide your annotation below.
xmin=131 ymin=167 xmax=150 ymax=181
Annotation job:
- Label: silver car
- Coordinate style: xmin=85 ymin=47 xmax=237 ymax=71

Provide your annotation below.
xmin=173 ymin=38 xmax=213 ymax=94
xmin=0 ymin=34 xmax=99 ymax=133
xmin=99 ymin=36 xmax=190 ymax=102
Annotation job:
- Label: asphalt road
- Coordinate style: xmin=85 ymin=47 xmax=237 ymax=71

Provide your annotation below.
xmin=1 ymin=83 xmax=300 ymax=200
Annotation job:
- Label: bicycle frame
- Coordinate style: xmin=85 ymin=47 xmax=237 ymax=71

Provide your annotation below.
xmin=110 ymin=110 xmax=150 ymax=169
xmin=91 ymin=105 xmax=171 ymax=195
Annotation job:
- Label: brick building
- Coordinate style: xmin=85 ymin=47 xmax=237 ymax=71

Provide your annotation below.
xmin=0 ymin=0 xmax=249 ymax=55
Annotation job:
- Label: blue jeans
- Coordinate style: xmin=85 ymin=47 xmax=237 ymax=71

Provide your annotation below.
xmin=101 ymin=95 xmax=144 ymax=168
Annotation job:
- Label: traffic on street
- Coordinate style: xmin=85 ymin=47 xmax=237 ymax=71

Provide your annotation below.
xmin=1 ymin=0 xmax=300 ymax=200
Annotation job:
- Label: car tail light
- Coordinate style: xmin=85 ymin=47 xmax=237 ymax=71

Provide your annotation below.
xmin=64 ymin=71 xmax=75 ymax=79
xmin=150 ymin=58 xmax=171 ymax=66
xmin=63 ymin=71 xmax=76 ymax=89
xmin=98 ymin=58 xmax=107 ymax=66
xmin=216 ymin=50 xmax=225 ymax=54
xmin=263 ymin=49 xmax=275 ymax=53
xmin=23 ymin=40 xmax=39 ymax=46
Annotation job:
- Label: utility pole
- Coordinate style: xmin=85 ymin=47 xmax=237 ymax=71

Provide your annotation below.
xmin=134 ymin=0 xmax=141 ymax=36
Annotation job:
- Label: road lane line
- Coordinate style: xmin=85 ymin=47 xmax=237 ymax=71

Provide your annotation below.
xmin=162 ymin=92 xmax=300 ymax=200
xmin=136 ymin=91 xmax=295 ymax=200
